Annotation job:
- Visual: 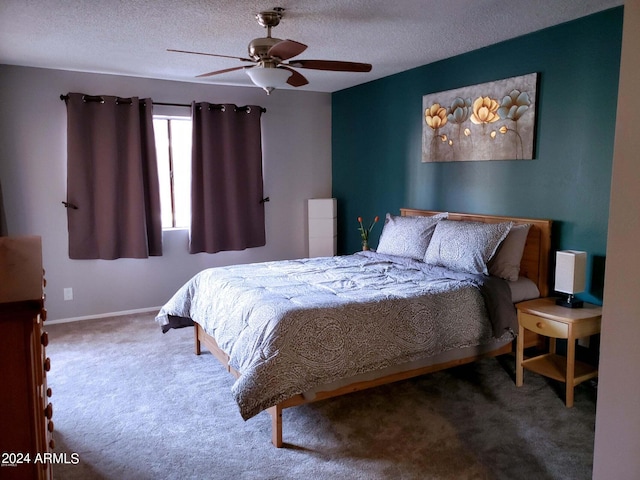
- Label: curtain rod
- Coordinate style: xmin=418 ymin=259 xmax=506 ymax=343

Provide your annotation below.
xmin=59 ymin=95 xmax=266 ymax=113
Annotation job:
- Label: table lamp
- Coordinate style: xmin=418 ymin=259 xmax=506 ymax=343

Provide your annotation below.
xmin=554 ymin=250 xmax=587 ymax=308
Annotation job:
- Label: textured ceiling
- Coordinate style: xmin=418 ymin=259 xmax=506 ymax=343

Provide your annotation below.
xmin=0 ymin=0 xmax=624 ymax=93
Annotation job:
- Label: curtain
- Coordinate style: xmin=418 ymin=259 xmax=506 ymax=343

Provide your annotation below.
xmin=64 ymin=93 xmax=162 ymax=259
xmin=190 ymin=103 xmax=266 ymax=254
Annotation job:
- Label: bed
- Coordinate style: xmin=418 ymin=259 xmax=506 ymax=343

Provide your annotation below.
xmin=156 ymin=208 xmax=552 ymax=447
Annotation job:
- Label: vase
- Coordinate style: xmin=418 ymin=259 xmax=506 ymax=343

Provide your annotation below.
xmin=362 ymin=240 xmax=369 ymax=251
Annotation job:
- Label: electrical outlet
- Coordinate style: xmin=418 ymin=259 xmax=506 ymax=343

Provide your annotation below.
xmin=64 ymin=287 xmax=73 ymax=301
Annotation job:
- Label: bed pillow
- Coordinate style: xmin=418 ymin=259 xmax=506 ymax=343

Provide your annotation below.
xmin=423 ymin=220 xmax=513 ymax=274
xmin=507 ymin=276 xmax=540 ymax=303
xmin=376 ymin=212 xmax=448 ymax=260
xmin=488 ymin=223 xmax=532 ymax=281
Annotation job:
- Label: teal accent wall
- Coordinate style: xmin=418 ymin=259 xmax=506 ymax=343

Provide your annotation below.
xmin=332 ymin=7 xmax=623 ymax=305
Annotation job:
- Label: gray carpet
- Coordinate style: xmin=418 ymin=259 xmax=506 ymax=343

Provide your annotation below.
xmin=45 ymin=313 xmax=596 ymax=479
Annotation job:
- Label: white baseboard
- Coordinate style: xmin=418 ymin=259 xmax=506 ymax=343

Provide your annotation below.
xmin=47 ymin=306 xmax=162 ymax=325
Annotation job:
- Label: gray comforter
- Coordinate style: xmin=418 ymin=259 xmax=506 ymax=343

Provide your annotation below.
xmin=156 ymin=251 xmax=516 ymax=419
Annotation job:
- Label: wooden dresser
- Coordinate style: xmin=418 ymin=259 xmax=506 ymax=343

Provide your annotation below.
xmin=0 ymin=236 xmax=53 ymax=480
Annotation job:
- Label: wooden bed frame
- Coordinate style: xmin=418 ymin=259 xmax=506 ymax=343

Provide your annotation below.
xmin=194 ymin=209 xmax=553 ymax=447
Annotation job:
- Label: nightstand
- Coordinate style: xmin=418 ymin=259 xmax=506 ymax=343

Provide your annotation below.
xmin=515 ymin=297 xmax=602 ymax=407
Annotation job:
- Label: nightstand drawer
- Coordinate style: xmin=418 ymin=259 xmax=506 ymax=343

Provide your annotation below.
xmin=519 ymin=312 xmax=568 ymax=338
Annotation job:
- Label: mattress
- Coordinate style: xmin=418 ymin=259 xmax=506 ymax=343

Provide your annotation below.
xmin=156 ymin=251 xmax=518 ymax=419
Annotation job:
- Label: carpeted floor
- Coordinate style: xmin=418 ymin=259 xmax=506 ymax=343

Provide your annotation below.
xmin=45 ymin=313 xmax=597 ymax=479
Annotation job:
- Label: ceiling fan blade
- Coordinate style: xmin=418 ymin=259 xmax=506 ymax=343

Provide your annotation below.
xmin=279 ymin=66 xmax=309 ymax=87
xmin=287 ymin=59 xmax=372 ymax=72
xmin=268 ymin=39 xmax=307 ymax=61
xmin=196 ymin=65 xmax=250 ymax=78
xmin=167 ymin=48 xmax=254 ymax=63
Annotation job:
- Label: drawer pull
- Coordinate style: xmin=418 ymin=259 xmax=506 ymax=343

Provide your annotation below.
xmin=46 ymin=387 xmax=52 ymax=398
xmin=41 ymin=331 xmax=49 ymax=346
xmin=44 ymin=403 xmax=53 ymax=419
xmin=47 ymin=420 xmax=54 ymax=432
xmin=536 ymin=322 xmax=544 ymax=329
xmin=44 ymin=357 xmax=51 ymax=371
xmin=49 ymin=438 xmax=56 ymax=449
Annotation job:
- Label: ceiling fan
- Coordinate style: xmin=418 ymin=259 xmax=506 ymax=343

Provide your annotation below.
xmin=168 ymin=7 xmax=372 ymax=94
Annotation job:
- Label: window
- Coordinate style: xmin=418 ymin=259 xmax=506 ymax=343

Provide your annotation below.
xmin=153 ymin=116 xmax=192 ymax=229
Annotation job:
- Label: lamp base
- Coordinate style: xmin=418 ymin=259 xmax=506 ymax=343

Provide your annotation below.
xmin=556 ymin=294 xmax=584 ymax=308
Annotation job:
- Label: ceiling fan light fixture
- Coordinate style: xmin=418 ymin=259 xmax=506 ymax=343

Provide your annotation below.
xmin=246 ymin=67 xmax=292 ymax=95
xmin=171 ymin=7 xmax=371 ymax=91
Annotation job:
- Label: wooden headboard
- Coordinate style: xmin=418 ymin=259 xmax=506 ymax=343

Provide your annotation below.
xmin=400 ymin=208 xmax=553 ymax=297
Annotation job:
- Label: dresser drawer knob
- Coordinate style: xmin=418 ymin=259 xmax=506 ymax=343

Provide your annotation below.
xmin=44 ymin=357 xmax=51 ymax=371
xmin=46 ymin=387 xmax=52 ymax=397
xmin=49 ymin=438 xmax=56 ymax=449
xmin=41 ymin=331 xmax=49 ymax=346
xmin=47 ymin=420 xmax=54 ymax=432
xmin=536 ymin=322 xmax=544 ymax=329
xmin=44 ymin=403 xmax=53 ymax=419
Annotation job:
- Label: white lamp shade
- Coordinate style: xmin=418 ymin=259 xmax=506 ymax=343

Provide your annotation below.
xmin=246 ymin=67 xmax=292 ymax=92
xmin=554 ymin=250 xmax=587 ymax=294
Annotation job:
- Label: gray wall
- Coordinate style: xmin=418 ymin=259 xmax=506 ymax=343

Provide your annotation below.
xmin=593 ymin=0 xmax=640 ymax=477
xmin=0 ymin=65 xmax=332 ymax=320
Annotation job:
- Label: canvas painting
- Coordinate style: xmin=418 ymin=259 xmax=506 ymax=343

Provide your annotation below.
xmin=422 ymin=73 xmax=538 ymax=162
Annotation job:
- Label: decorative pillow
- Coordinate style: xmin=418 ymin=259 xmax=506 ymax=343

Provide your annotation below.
xmin=507 ymin=276 xmax=540 ymax=303
xmin=423 ymin=220 xmax=513 ymax=274
xmin=376 ymin=212 xmax=448 ymax=260
xmin=488 ymin=223 xmax=531 ymax=281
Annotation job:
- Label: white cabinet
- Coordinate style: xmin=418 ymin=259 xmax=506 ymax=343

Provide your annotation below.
xmin=308 ymin=198 xmax=337 ymax=257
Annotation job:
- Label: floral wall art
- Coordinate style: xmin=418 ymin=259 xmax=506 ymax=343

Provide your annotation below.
xmin=422 ymin=73 xmax=538 ymax=162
